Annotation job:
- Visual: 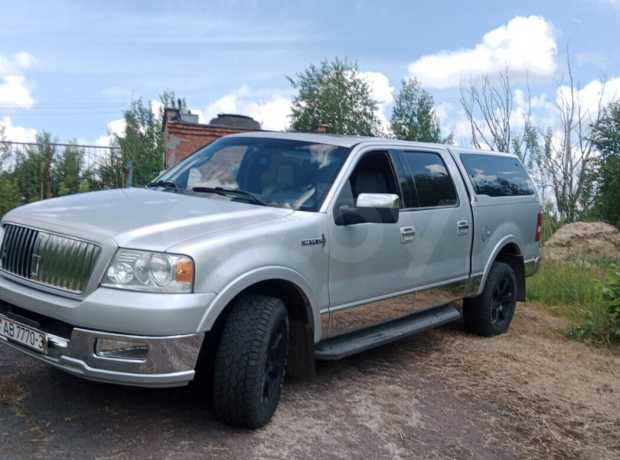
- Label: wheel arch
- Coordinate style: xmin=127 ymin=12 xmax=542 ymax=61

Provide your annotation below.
xmin=476 ymin=237 xmax=526 ymax=301
xmin=197 ymin=267 xmax=318 ymax=379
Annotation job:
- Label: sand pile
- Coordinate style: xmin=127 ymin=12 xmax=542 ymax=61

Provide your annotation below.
xmin=543 ymin=221 xmax=620 ymax=261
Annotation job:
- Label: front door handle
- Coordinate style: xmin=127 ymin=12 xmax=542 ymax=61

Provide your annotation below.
xmin=400 ymin=226 xmax=416 ymax=243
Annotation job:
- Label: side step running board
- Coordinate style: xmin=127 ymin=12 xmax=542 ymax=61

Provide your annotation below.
xmin=315 ymin=304 xmax=461 ymax=360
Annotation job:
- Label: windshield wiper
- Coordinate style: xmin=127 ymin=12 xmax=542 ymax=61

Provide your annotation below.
xmin=147 ymin=180 xmax=179 ymax=191
xmin=192 ymin=186 xmax=266 ymax=206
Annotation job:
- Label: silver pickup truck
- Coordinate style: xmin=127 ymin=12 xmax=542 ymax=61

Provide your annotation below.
xmin=0 ymin=132 xmax=540 ymax=428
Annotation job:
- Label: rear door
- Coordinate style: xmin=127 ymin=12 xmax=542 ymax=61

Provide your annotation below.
xmin=394 ymin=148 xmax=473 ymax=309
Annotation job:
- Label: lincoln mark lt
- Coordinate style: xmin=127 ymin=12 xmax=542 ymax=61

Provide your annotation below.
xmin=0 ymin=132 xmax=541 ymax=428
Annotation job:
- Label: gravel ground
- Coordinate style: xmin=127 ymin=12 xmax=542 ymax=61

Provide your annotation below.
xmin=0 ymin=303 xmax=618 ymax=460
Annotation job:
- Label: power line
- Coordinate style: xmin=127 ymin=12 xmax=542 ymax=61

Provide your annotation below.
xmin=1 ymin=140 xmax=119 ymax=150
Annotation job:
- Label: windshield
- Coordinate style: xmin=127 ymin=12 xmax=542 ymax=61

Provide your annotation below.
xmin=157 ymin=137 xmax=351 ymax=211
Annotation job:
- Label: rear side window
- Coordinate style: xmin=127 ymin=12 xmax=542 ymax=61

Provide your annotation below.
xmin=401 ymin=151 xmax=458 ymax=208
xmin=460 ymin=154 xmax=534 ymax=197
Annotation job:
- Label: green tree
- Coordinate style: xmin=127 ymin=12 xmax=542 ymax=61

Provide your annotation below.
xmin=110 ymin=91 xmax=183 ymax=187
xmin=591 ymin=102 xmax=620 ymax=228
xmin=98 ymin=140 xmax=126 ymax=189
xmin=12 ymin=132 xmax=57 ymax=203
xmin=116 ymin=99 xmax=164 ymax=187
xmin=390 ymin=78 xmax=442 ymax=142
xmin=54 ymin=143 xmax=84 ymax=196
xmin=288 ymin=59 xmax=380 ymax=135
xmin=0 ymin=129 xmax=21 ymax=218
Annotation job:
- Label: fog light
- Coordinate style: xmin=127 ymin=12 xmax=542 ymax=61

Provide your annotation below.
xmin=95 ymin=338 xmax=149 ymax=361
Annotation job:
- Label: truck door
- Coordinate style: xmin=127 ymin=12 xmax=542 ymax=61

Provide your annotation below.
xmin=394 ymin=148 xmax=472 ymax=310
xmin=327 ymin=150 xmax=416 ymax=337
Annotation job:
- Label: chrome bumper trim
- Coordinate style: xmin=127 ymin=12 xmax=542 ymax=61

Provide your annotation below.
xmin=0 ymin=318 xmax=204 ymax=388
xmin=524 ymin=256 xmax=541 ymax=277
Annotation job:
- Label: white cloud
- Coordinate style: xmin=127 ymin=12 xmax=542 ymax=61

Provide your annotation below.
xmin=359 ymin=71 xmax=394 ymax=131
xmin=198 ymin=85 xmax=292 ymax=131
xmin=408 ymin=16 xmax=557 ymax=88
xmin=556 ymin=77 xmax=620 ymax=120
xmin=95 ymin=117 xmax=126 ymax=146
xmin=0 ymin=51 xmax=35 ymax=74
xmin=0 ymin=76 xmax=35 ymax=108
xmin=0 ymin=116 xmax=36 ymax=143
xmin=0 ymin=51 xmax=36 ymax=109
xmin=13 ymin=52 xmax=36 ymax=70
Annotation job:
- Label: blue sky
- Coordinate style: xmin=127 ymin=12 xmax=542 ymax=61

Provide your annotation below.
xmin=0 ymin=0 xmax=619 ymax=145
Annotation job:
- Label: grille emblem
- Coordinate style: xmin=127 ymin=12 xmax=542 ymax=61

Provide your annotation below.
xmin=31 ymin=254 xmax=41 ymax=277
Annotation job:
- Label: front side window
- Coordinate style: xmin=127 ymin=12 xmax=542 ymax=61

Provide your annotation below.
xmin=335 ymin=151 xmax=401 ymax=208
xmin=158 ymin=137 xmax=351 ymax=211
xmin=401 ymin=151 xmax=458 ymax=207
xmin=460 ymin=153 xmax=534 ymax=197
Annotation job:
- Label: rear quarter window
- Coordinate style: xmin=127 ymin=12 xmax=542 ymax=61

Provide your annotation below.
xmin=460 ymin=153 xmax=534 ymax=197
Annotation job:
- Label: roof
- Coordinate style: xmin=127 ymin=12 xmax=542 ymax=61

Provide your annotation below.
xmin=227 ymin=131 xmax=516 ymax=157
xmin=209 ymin=113 xmax=261 ymax=130
xmin=228 ymin=131 xmax=412 ymax=148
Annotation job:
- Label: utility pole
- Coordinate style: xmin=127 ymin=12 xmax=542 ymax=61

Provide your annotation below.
xmin=127 ymin=160 xmax=134 ymax=188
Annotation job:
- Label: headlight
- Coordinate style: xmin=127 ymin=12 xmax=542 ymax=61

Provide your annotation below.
xmin=102 ymin=249 xmax=194 ymax=293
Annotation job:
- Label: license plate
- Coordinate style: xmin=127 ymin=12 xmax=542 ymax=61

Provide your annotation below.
xmin=0 ymin=316 xmax=47 ymax=353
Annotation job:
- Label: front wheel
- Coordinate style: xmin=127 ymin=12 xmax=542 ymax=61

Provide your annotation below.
xmin=463 ymin=262 xmax=517 ymax=336
xmin=212 ymin=294 xmax=289 ymax=429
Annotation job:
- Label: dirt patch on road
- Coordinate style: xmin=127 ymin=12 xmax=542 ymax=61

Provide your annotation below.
xmin=0 ymin=376 xmax=27 ymax=407
xmin=416 ymin=304 xmax=620 ymax=458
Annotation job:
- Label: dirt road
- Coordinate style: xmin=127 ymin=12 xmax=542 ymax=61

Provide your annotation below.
xmin=1 ymin=303 xmax=618 ymax=459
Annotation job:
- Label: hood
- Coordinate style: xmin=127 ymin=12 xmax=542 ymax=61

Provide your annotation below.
xmin=3 ymin=188 xmax=294 ymax=251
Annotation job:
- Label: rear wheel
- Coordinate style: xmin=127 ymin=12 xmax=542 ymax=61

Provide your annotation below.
xmin=212 ymin=294 xmax=289 ymax=428
xmin=463 ymin=262 xmax=517 ymax=336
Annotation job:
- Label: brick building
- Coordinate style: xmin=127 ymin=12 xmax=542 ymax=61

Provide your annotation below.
xmin=163 ymin=108 xmax=261 ymax=168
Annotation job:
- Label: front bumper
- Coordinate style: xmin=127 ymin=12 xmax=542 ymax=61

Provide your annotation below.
xmin=0 ymin=315 xmax=204 ymax=388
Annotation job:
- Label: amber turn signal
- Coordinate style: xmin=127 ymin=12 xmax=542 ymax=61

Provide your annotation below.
xmin=176 ymin=259 xmax=194 ymax=283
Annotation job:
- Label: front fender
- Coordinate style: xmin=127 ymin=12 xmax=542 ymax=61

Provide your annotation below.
xmin=196 ymin=266 xmax=320 ymax=342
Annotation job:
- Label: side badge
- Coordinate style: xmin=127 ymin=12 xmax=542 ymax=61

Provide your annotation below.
xmin=301 ymin=234 xmax=326 ymax=248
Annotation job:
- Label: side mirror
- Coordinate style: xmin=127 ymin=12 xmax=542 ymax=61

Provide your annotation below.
xmin=334 ymin=193 xmax=400 ymax=226
xmin=356 ymin=193 xmax=400 ymax=209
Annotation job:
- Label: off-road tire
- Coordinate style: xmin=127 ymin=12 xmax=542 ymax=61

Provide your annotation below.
xmin=463 ymin=262 xmax=517 ymax=337
xmin=212 ymin=294 xmax=289 ymax=429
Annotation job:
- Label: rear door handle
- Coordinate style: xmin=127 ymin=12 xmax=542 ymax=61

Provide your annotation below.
xmin=456 ymin=220 xmax=469 ymax=235
xmin=400 ymin=226 xmax=416 ymax=243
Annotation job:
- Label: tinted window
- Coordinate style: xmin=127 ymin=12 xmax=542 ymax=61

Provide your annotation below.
xmin=460 ymin=154 xmax=534 ymax=197
xmin=401 ymin=152 xmax=458 ymax=207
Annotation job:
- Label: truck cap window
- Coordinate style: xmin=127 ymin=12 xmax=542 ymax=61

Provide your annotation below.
xmin=460 ymin=153 xmax=534 ymax=197
xmin=157 ymin=137 xmax=351 ymax=211
xmin=401 ymin=151 xmax=457 ymax=208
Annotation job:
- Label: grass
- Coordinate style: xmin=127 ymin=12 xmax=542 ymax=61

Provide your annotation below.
xmin=527 ymin=259 xmax=619 ymax=346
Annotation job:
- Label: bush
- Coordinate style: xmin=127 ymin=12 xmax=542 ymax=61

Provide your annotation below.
xmin=573 ymin=264 xmax=620 ymax=344
xmin=527 ymin=260 xmax=620 ymax=345
xmin=527 ymin=260 xmax=604 ymax=322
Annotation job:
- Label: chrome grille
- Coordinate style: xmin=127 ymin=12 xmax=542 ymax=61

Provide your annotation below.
xmin=0 ymin=224 xmax=100 ymax=294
